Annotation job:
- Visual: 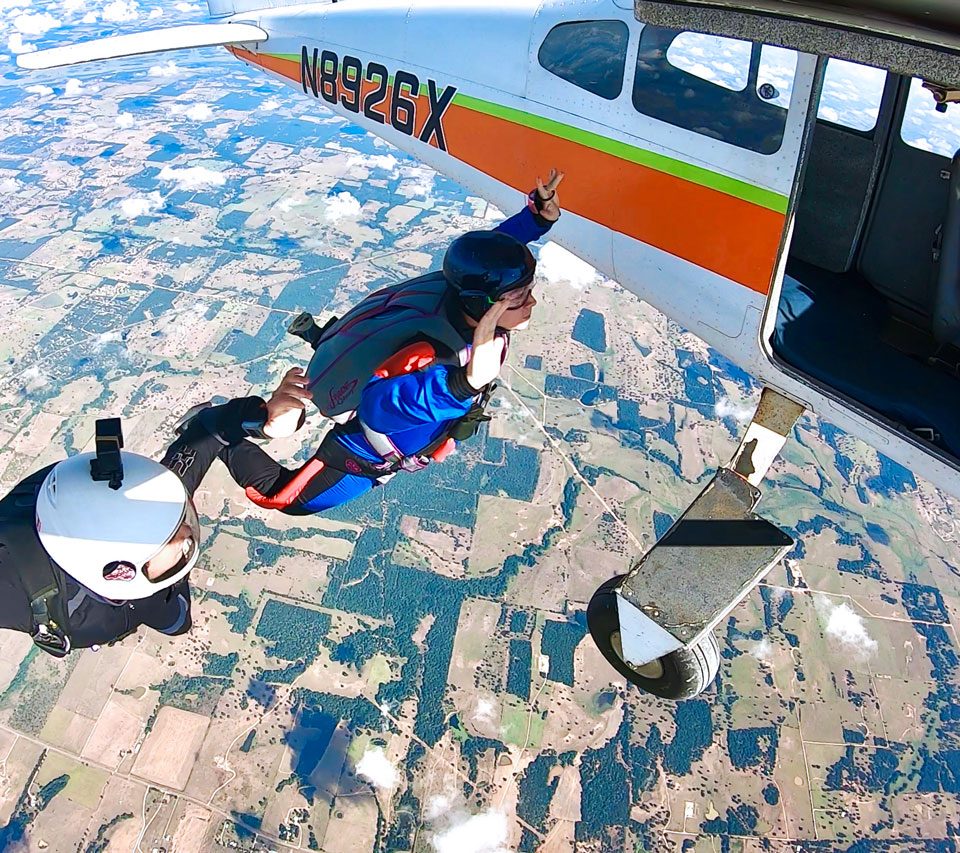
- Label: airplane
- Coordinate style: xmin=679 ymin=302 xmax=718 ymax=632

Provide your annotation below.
xmin=18 ymin=0 xmax=960 ymax=700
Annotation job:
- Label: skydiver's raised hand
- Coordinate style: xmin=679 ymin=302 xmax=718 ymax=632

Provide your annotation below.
xmin=263 ymin=367 xmax=312 ymax=438
xmin=534 ymin=168 xmax=565 ymax=222
xmin=466 ymin=300 xmax=510 ymax=390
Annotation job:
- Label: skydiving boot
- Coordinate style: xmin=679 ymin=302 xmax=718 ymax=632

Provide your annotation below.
xmin=173 ymin=401 xmax=213 ymax=437
xmin=173 ymin=397 xmax=277 ymax=444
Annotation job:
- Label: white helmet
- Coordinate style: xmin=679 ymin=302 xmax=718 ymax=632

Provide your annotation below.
xmin=35 ymin=450 xmax=200 ymax=600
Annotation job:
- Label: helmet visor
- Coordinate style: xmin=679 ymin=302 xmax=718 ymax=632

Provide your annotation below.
xmin=141 ymin=498 xmax=201 ymax=585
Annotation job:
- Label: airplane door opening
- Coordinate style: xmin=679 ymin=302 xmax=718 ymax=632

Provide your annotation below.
xmin=772 ymin=60 xmax=960 ymax=465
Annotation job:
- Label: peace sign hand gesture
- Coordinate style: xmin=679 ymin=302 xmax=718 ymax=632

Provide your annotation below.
xmin=534 ymin=168 xmax=565 ymax=222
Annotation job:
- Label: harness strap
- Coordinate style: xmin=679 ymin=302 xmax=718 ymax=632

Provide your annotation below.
xmin=29 ymin=587 xmax=71 ymax=657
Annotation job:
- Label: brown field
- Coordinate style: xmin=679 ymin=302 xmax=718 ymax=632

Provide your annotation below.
xmin=132 ymin=706 xmax=210 ymax=790
xmin=0 ymin=631 xmax=34 ymax=695
xmin=188 ymin=689 xmax=294 ymax=805
xmin=0 ymin=738 xmax=44 ymax=825
xmin=39 ymin=706 xmax=96 ymax=755
xmin=29 ymin=790 xmax=97 ymax=852
xmin=447 ymin=597 xmax=502 ymax=717
xmin=114 ymin=650 xmax=168 ymax=692
xmin=394 ymin=516 xmax=472 ymax=578
xmin=75 ymin=776 xmax=145 ymax=852
xmin=171 ymin=802 xmax=214 ymax=853
xmin=82 ymin=694 xmax=149 ymax=769
xmin=469 ymin=494 xmax=556 ymax=575
xmin=58 ymin=644 xmax=132 ymax=719
xmin=100 ymin=816 xmax=143 ymax=851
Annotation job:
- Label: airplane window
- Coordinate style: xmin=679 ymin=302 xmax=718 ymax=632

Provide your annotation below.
xmin=538 ymin=20 xmax=630 ymax=101
xmin=757 ymin=45 xmax=797 ymax=110
xmin=633 ymin=25 xmax=791 ymax=155
xmin=666 ymin=32 xmax=750 ymax=92
xmin=901 ymin=77 xmax=960 ymax=158
xmin=817 ymin=59 xmax=886 ymax=132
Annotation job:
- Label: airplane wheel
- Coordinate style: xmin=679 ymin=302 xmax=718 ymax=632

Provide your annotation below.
xmin=587 ymin=574 xmax=721 ymax=701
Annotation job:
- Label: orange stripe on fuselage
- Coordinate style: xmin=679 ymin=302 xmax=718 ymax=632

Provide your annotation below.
xmin=229 ymin=47 xmax=783 ymax=294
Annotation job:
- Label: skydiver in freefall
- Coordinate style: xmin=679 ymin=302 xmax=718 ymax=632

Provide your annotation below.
xmin=165 ymin=168 xmax=565 ymax=515
xmin=0 ymin=169 xmax=562 ymax=657
xmin=0 ymin=369 xmax=313 ymax=657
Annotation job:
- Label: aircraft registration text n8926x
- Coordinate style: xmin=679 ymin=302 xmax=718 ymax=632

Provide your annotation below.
xmin=300 ymin=46 xmax=457 ymax=151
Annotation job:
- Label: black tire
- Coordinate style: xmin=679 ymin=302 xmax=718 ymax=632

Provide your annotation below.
xmin=587 ymin=574 xmax=721 ymax=701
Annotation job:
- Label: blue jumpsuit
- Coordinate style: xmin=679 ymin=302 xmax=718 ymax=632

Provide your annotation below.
xmin=164 ymin=205 xmax=553 ymax=515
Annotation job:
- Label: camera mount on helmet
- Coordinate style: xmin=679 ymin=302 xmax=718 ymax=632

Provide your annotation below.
xmin=89 ymin=418 xmax=124 ymax=490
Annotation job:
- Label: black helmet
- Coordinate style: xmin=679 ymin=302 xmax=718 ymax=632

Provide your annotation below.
xmin=443 ymin=231 xmax=536 ymax=320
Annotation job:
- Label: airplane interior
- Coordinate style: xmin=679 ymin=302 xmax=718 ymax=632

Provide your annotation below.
xmin=774 ymin=65 xmax=959 ymax=462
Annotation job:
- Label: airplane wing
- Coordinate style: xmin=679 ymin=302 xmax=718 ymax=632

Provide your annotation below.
xmin=16 ymin=22 xmax=268 ymax=70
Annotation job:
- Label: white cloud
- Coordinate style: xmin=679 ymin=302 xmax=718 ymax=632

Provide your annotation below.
xmin=715 ymin=396 xmax=754 ymax=424
xmin=21 ymin=365 xmax=48 ymax=393
xmin=93 ymin=330 xmax=122 ymax=351
xmin=101 ymin=0 xmax=139 ymax=22
xmin=473 ymin=698 xmax=495 ymax=725
xmin=275 ymin=194 xmax=305 ymax=214
xmin=13 ymin=11 xmax=60 ymax=35
xmin=182 ymin=102 xmax=212 ymax=121
xmin=25 ymin=83 xmax=52 ymax=96
xmin=750 ymin=638 xmax=773 ymax=665
xmin=400 ymin=171 xmax=434 ymax=197
xmin=346 ymin=152 xmax=399 ymax=175
xmin=355 ymin=747 xmax=398 ymax=790
xmin=174 ymin=0 xmax=199 ymax=9
xmin=81 ymin=11 xmax=97 ymax=23
xmin=8 ymin=33 xmax=35 ymax=54
xmin=260 ymin=97 xmax=280 ymax=111
xmin=536 ymin=241 xmax=598 ymax=290
xmin=119 ymin=191 xmax=163 ymax=219
xmin=148 ymin=6 xmax=162 ymax=17
xmin=115 ymin=111 xmax=134 ymax=129
xmin=0 ymin=177 xmax=18 ymax=192
xmin=148 ymin=59 xmax=178 ymax=77
xmin=815 ymin=596 xmax=878 ymax=657
xmin=425 ymin=794 xmax=455 ymax=821
xmin=63 ymin=78 xmax=83 ymax=97
xmin=158 ymin=165 xmax=226 ymax=191
xmin=426 ymin=797 xmax=509 ymax=853
xmin=62 ymin=0 xmax=84 ymax=12
xmin=0 ymin=0 xmax=32 ymax=11
xmin=323 ymin=191 xmax=362 ymax=223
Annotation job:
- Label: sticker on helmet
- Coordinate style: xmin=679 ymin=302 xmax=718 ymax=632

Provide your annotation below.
xmin=103 ymin=560 xmax=137 ymax=582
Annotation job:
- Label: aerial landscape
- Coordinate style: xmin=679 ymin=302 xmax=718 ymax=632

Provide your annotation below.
xmin=0 ymin=1 xmax=958 ymax=851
